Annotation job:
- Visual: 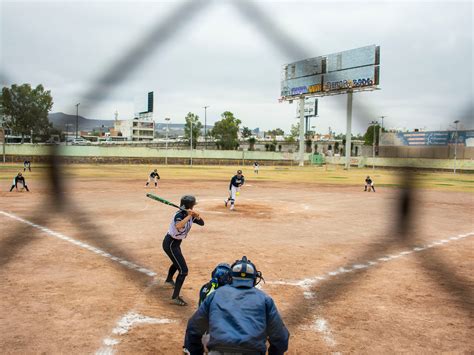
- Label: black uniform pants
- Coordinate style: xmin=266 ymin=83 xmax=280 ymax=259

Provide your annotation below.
xmin=162 ymin=234 xmax=188 ymax=299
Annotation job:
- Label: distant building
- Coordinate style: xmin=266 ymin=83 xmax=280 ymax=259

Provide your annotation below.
xmin=114 ymin=113 xmax=155 ymax=141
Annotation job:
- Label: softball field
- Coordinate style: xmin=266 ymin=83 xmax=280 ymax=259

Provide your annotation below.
xmin=0 ymin=164 xmax=472 ymax=354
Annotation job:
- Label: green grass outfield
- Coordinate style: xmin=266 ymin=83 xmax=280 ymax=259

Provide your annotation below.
xmin=0 ymin=163 xmax=473 ymax=192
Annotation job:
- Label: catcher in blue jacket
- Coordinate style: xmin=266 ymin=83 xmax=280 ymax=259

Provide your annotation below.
xmin=184 ymin=256 xmax=289 ymax=354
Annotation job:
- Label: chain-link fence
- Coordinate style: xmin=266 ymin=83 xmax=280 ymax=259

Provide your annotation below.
xmin=1 ymin=0 xmax=472 ymax=352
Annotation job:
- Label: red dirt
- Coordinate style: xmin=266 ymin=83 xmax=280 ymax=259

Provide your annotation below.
xmin=0 ymin=178 xmax=472 ymax=354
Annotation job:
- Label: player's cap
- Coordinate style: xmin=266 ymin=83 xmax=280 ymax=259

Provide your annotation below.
xmin=180 ymin=195 xmax=196 ymax=209
xmin=237 ymin=170 xmax=243 ymax=174
xmin=231 ymin=256 xmax=257 ymax=288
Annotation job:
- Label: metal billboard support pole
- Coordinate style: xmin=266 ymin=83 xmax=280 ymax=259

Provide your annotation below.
xmin=298 ymin=96 xmax=305 ymax=166
xmin=344 ymin=91 xmax=353 ymax=170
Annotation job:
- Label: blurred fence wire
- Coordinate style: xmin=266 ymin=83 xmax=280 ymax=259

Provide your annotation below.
xmin=1 ymin=0 xmax=472 ymax=351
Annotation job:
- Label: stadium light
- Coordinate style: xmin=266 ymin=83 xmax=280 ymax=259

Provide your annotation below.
xmin=371 ymin=120 xmax=378 ymax=171
xmin=203 ymin=106 xmax=209 ymax=150
xmin=75 ymin=103 xmax=80 ymax=138
xmin=453 ymin=120 xmax=460 ymax=174
xmin=165 ymin=117 xmax=170 ymax=165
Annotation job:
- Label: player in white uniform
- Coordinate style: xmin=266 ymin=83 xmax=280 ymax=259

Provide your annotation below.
xmin=162 ymin=195 xmax=204 ymax=306
xmin=225 ymin=170 xmax=245 ymax=211
xmin=253 ymin=161 xmax=259 ymax=175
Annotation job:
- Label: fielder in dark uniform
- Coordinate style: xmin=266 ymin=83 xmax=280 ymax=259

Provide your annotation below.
xmin=162 ymin=195 xmax=204 ymax=306
xmin=10 ymin=172 xmax=29 ymax=192
xmin=23 ymin=160 xmax=31 ymax=172
xmin=184 ymin=256 xmax=289 ymax=354
xmin=225 ymin=170 xmax=245 ymax=210
xmin=364 ymin=176 xmax=376 ymax=192
xmin=145 ymin=169 xmax=160 ymax=188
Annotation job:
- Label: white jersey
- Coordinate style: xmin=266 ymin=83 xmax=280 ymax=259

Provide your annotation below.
xmin=167 ymin=210 xmax=204 ymax=240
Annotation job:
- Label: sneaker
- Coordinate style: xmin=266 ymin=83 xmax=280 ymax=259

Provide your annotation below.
xmin=230 ymin=205 xmax=235 ymax=211
xmin=164 ymin=280 xmax=175 ymax=288
xmin=224 ymin=200 xmax=228 ymax=207
xmin=171 ymin=296 xmax=188 ymax=306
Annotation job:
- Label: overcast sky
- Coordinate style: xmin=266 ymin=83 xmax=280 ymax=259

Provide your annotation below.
xmin=1 ymin=0 xmax=472 ymax=134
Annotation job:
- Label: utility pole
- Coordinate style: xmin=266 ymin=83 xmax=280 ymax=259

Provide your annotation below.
xmin=75 ymin=103 xmax=80 ymax=138
xmin=453 ymin=120 xmax=459 ymax=174
xmin=379 ymin=116 xmax=386 ymax=150
xmin=165 ymin=117 xmax=170 ymax=165
xmin=371 ymin=120 xmax=378 ymax=171
xmin=190 ymin=118 xmax=193 ymax=167
xmin=1 ymin=123 xmax=6 ymax=163
xmin=203 ymin=105 xmax=209 ymax=150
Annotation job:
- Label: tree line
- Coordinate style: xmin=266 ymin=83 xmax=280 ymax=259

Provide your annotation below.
xmin=1 ymin=83 xmax=381 ymax=147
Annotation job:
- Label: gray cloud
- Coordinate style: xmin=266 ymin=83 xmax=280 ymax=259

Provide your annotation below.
xmin=1 ymin=0 xmax=472 ymax=133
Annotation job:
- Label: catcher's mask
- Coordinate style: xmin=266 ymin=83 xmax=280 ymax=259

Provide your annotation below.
xmin=231 ymin=256 xmax=264 ymax=288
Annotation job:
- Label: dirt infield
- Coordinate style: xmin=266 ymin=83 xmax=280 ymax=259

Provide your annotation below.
xmin=0 ymin=165 xmax=473 ymax=354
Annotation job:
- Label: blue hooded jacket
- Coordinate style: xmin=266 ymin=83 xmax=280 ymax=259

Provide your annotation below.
xmin=184 ymin=283 xmax=289 ymax=354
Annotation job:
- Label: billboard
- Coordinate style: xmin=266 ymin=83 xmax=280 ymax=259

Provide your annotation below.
xmin=304 ymin=97 xmax=318 ymax=117
xmin=280 ymin=45 xmax=380 ymax=99
xmin=395 ymin=130 xmax=474 ymax=146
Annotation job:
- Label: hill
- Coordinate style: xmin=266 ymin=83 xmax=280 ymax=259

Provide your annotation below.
xmin=48 ymin=112 xmax=114 ymax=131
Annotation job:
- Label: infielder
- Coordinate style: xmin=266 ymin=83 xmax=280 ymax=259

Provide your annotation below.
xmin=364 ymin=176 xmax=376 ymax=192
xmin=224 ymin=170 xmax=245 ymax=210
xmin=162 ymin=195 xmax=204 ymax=306
xmin=10 ymin=172 xmax=30 ymax=192
xmin=145 ymin=169 xmax=160 ymax=188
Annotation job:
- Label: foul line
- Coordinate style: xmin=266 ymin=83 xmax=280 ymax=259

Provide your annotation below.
xmin=0 ymin=210 xmax=157 ymax=278
xmin=266 ymin=231 xmax=474 ymax=290
xmin=96 ymin=311 xmax=175 ymax=355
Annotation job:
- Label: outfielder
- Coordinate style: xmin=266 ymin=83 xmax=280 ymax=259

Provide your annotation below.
xmin=364 ymin=176 xmax=376 ymax=192
xmin=145 ymin=169 xmax=160 ymax=188
xmin=253 ymin=161 xmax=259 ymax=175
xmin=162 ymin=195 xmax=204 ymax=306
xmin=23 ymin=160 xmax=31 ymax=172
xmin=224 ymin=170 xmax=245 ymax=210
xmin=10 ymin=172 xmax=29 ymax=192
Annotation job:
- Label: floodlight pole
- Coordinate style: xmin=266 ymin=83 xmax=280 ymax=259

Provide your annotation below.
xmin=371 ymin=120 xmax=378 ymax=171
xmin=298 ymin=97 xmax=305 ymax=166
xmin=344 ymin=91 xmax=353 ymax=170
xmin=75 ymin=103 xmax=80 ymax=138
xmin=2 ymin=125 xmax=6 ymax=163
xmin=203 ymin=105 xmax=209 ymax=150
xmin=190 ymin=119 xmax=193 ymax=167
xmin=165 ymin=117 xmax=170 ymax=165
xmin=453 ymin=120 xmax=459 ymax=174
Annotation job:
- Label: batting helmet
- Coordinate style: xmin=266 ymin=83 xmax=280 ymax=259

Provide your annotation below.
xmin=180 ymin=195 xmax=196 ymax=209
xmin=211 ymin=263 xmax=232 ymax=287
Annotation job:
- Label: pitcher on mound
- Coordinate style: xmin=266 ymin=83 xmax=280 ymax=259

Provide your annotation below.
xmin=225 ymin=170 xmax=245 ymax=211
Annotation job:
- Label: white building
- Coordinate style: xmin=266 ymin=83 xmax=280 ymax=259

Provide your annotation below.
xmin=114 ymin=112 xmax=155 ymax=141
